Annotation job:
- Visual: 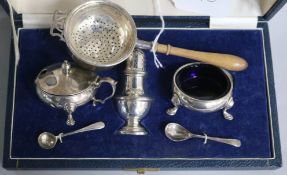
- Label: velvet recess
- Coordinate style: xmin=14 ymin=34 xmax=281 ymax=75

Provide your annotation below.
xmin=11 ymin=29 xmax=272 ymax=159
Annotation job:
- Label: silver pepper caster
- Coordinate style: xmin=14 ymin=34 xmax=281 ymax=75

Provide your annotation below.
xmin=115 ymin=49 xmax=152 ymax=135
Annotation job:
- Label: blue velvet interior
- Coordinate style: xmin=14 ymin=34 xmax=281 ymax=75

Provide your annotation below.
xmin=11 ymin=29 xmax=272 ymax=158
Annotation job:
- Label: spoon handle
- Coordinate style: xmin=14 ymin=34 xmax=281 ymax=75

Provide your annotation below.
xmin=60 ymin=122 xmax=105 ymax=138
xmin=192 ymin=134 xmax=241 ymax=147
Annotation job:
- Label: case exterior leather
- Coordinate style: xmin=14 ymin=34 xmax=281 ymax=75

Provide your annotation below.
xmin=0 ymin=0 xmax=284 ymax=171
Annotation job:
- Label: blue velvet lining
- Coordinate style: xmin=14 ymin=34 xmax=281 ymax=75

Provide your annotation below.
xmin=11 ymin=29 xmax=271 ymax=158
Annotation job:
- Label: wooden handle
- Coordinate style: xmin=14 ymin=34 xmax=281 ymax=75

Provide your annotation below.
xmin=156 ymin=43 xmax=248 ymax=71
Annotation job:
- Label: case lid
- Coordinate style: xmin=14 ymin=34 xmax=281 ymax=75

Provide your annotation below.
xmin=1 ymin=0 xmax=287 ymax=29
xmin=1 ymin=0 xmax=286 ymax=21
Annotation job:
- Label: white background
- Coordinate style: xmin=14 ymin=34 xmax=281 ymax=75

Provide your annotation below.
xmin=0 ymin=3 xmax=286 ymax=175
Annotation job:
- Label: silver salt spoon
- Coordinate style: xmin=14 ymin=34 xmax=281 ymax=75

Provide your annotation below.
xmin=38 ymin=121 xmax=105 ymax=149
xmin=165 ymin=123 xmax=241 ymax=147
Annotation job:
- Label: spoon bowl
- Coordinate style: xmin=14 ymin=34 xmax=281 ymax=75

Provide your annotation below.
xmin=38 ymin=132 xmax=57 ymax=149
xmin=165 ymin=123 xmax=192 ymax=142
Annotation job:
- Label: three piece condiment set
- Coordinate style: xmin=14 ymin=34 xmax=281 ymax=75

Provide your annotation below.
xmin=36 ymin=1 xmax=247 ymax=150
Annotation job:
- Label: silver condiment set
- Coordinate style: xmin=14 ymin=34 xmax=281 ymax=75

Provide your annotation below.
xmin=35 ymin=0 xmax=242 ymax=149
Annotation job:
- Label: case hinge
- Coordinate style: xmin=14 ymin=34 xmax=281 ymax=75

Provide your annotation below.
xmin=210 ymin=17 xmax=258 ymax=29
xmin=124 ymin=168 xmax=160 ymax=174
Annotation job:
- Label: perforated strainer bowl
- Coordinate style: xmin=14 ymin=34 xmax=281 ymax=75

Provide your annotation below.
xmin=50 ymin=0 xmax=137 ymax=70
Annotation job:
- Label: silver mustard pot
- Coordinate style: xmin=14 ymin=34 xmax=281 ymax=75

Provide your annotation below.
xmin=35 ymin=60 xmax=117 ymax=126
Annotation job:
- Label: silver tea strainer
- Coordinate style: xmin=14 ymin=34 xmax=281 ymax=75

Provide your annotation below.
xmin=50 ymin=0 xmax=136 ymax=70
xmin=51 ymin=0 xmax=248 ymax=71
